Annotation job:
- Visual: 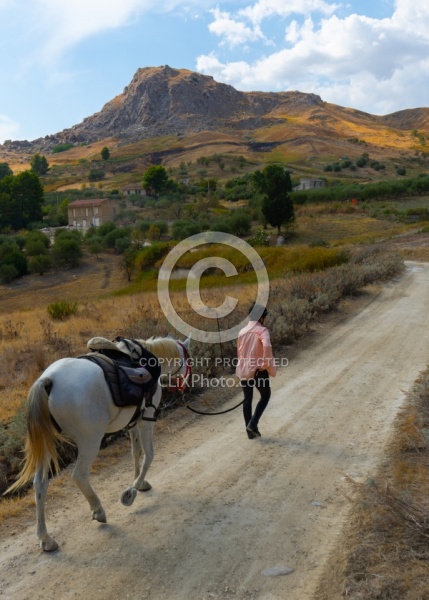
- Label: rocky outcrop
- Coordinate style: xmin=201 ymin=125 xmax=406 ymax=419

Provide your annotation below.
xmin=3 ymin=66 xmax=324 ymax=152
xmin=4 ymin=65 xmax=429 ymax=154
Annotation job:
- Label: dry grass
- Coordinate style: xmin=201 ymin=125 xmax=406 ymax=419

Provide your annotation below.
xmin=294 ymin=209 xmax=411 ymax=247
xmin=316 ymin=369 xmax=429 ymax=600
xmin=400 ymin=247 xmax=429 ymax=261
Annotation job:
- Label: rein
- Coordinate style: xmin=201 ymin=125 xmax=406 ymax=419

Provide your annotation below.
xmin=185 ymin=397 xmax=244 ymax=416
xmin=172 ymin=343 xmax=245 ymax=415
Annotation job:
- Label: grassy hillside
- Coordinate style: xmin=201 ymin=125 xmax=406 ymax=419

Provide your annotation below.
xmin=1 ymin=99 xmax=429 ymax=193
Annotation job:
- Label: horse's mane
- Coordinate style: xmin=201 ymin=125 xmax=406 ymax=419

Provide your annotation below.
xmin=138 ymin=337 xmax=181 ymax=361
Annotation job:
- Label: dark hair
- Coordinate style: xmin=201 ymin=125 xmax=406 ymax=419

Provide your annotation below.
xmin=248 ymin=303 xmax=268 ymax=321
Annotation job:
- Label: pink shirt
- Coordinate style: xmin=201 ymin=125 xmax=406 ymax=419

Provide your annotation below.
xmin=236 ymin=320 xmax=277 ymax=380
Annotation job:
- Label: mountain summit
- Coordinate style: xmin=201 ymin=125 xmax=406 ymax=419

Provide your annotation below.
xmin=4 ymin=65 xmax=429 ymax=163
xmin=41 ymin=65 xmax=324 ymax=147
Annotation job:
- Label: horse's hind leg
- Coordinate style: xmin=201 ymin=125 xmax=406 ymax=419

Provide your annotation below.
xmin=71 ymin=438 xmax=107 ymax=523
xmin=34 ymin=467 xmax=59 ymax=552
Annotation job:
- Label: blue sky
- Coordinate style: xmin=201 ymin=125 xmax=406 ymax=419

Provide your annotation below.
xmin=1 ymin=0 xmax=428 ymax=144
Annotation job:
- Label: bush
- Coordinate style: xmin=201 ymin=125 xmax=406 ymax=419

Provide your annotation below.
xmin=135 ymin=242 xmax=173 ymax=270
xmin=25 ymin=239 xmax=49 ymax=256
xmin=270 ymin=298 xmax=314 ymax=345
xmin=28 ymin=254 xmax=52 ymax=275
xmin=114 ymin=236 xmax=131 ymax=254
xmin=171 ymin=220 xmax=203 ymax=240
xmin=47 ymin=300 xmax=79 ymax=320
xmin=0 ymin=241 xmax=28 ymax=277
xmin=88 ymin=169 xmax=105 ymax=181
xmin=248 ymin=229 xmax=271 ymax=247
xmin=228 ymin=212 xmax=251 ymax=236
xmin=102 ymin=227 xmax=131 ymax=250
xmin=52 ymin=143 xmax=74 ymax=154
xmin=97 ymin=221 xmax=117 ymax=237
xmin=51 ymin=237 xmax=82 ymax=268
xmin=24 ymin=230 xmax=50 ymax=253
xmin=0 ymin=263 xmax=18 ymax=284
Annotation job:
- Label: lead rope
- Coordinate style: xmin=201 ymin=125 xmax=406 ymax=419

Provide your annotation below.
xmin=185 ymin=397 xmax=244 ymax=416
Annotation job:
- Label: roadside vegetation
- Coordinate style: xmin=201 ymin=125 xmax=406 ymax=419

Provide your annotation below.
xmin=317 ymin=366 xmax=429 ymax=600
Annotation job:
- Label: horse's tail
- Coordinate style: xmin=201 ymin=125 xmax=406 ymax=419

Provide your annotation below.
xmin=6 ymin=377 xmax=67 ymax=494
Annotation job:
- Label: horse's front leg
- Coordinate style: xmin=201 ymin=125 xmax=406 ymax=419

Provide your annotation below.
xmin=34 ymin=467 xmax=59 ymax=552
xmin=121 ymin=420 xmax=154 ymax=507
xmin=130 ymin=425 xmax=143 ymax=481
xmin=121 ymin=385 xmax=160 ymax=507
xmin=133 ymin=420 xmax=154 ymax=491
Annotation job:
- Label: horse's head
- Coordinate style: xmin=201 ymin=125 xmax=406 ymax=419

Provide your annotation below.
xmin=167 ymin=336 xmax=192 ymax=393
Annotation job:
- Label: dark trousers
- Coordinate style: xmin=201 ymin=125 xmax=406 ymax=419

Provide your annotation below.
xmin=241 ymin=369 xmax=271 ymax=427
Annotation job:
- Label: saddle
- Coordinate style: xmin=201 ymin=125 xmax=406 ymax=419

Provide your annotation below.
xmin=80 ymin=337 xmax=153 ymax=408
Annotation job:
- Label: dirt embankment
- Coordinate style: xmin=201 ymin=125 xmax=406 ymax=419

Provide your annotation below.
xmin=1 ymin=262 xmax=429 ymax=600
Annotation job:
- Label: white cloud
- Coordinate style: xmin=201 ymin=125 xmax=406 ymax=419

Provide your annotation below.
xmin=392 ymin=0 xmax=429 ymax=37
xmin=36 ymin=0 xmax=154 ymax=63
xmin=207 ymin=0 xmax=339 ymax=48
xmin=33 ymin=0 xmax=217 ymax=63
xmin=239 ymin=0 xmax=338 ymax=25
xmin=197 ymin=1 xmax=429 ymax=113
xmin=0 ymin=115 xmax=20 ymax=144
xmin=208 ymin=7 xmax=265 ymax=47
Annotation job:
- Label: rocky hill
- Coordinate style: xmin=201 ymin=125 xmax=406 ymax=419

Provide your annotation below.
xmin=0 ymin=66 xmax=359 ymax=150
xmin=3 ymin=65 xmax=429 ymax=178
xmin=36 ymin=66 xmax=327 ymax=148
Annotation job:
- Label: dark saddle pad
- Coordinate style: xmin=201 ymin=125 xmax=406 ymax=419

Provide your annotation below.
xmin=79 ymin=351 xmax=153 ymax=408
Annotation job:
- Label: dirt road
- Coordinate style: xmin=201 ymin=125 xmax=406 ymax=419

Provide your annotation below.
xmin=1 ymin=262 xmax=429 ymax=600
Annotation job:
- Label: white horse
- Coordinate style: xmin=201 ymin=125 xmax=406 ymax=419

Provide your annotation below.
xmin=6 ymin=336 xmax=191 ymax=552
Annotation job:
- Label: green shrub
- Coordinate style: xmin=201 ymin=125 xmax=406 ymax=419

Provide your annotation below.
xmin=88 ymin=169 xmax=105 ymax=182
xmin=47 ymin=300 xmax=79 ymax=320
xmin=0 ymin=241 xmax=28 ymax=277
xmin=51 ymin=237 xmax=82 ymax=268
xmin=135 ymin=242 xmax=173 ymax=270
xmin=28 ymin=254 xmax=52 ymax=275
xmin=52 ymin=143 xmax=75 ymax=154
xmin=0 ymin=263 xmax=18 ymax=283
xmin=248 ymin=229 xmax=271 ymax=247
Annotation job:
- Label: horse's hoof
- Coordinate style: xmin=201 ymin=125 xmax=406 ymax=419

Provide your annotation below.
xmin=92 ymin=508 xmax=107 ymax=523
xmin=41 ymin=537 xmax=59 ymax=552
xmin=121 ymin=487 xmax=137 ymax=507
xmin=137 ymin=481 xmax=152 ymax=492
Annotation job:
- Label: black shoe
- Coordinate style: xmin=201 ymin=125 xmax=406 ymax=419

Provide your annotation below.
xmin=247 ymin=429 xmax=256 ymax=439
xmin=246 ymin=423 xmax=261 ymax=438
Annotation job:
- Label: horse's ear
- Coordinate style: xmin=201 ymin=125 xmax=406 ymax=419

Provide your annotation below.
xmin=182 ymin=335 xmax=191 ymax=350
